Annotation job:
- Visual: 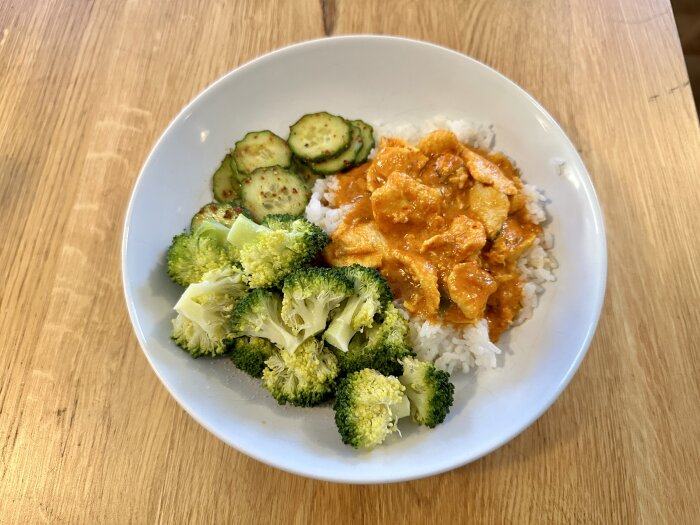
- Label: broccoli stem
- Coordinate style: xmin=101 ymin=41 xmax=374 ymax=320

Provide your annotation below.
xmin=292 ymin=299 xmax=328 ymax=339
xmin=174 ymin=297 xmax=213 ymax=336
xmin=227 ymin=214 xmax=266 ymax=249
xmin=196 ymin=219 xmax=230 ymax=245
xmin=324 ymin=296 xmax=363 ymax=352
xmin=259 ymin=322 xmax=302 ymax=353
xmin=394 ymin=395 xmax=411 ymax=421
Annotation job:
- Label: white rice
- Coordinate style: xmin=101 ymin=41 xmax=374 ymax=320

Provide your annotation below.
xmin=305 ymin=177 xmax=350 ymax=235
xmin=371 ymin=115 xmax=496 ymax=152
xmin=304 ymin=116 xmax=556 ymax=373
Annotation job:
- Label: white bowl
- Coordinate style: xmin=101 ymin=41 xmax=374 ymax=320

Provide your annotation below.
xmin=122 ymin=36 xmax=606 ymax=483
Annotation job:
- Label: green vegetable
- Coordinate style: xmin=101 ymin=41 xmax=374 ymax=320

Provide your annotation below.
xmin=281 ymin=267 xmax=353 ymax=340
xmin=334 ymin=303 xmax=414 ymax=377
xmin=226 ymin=213 xmax=329 ymax=288
xmin=233 ymin=130 xmax=292 ymax=174
xmin=324 ymin=264 xmax=393 ymax=354
xmin=333 ymin=368 xmax=410 ymax=449
xmin=308 ymin=124 xmax=363 ymax=174
xmin=398 ymin=357 xmax=454 ymax=428
xmin=229 ymin=288 xmax=302 ymax=353
xmin=350 ymin=119 xmax=375 ymax=164
xmin=212 ymin=154 xmax=242 ymax=203
xmin=166 ymin=219 xmax=236 ymax=287
xmin=171 ymin=267 xmax=249 ymax=357
xmin=240 ymin=166 xmax=309 ymax=222
xmin=228 ymin=336 xmax=279 ymax=378
xmin=288 ymin=112 xmax=352 ymax=161
xmin=290 ymin=157 xmax=321 ymax=190
xmin=262 ymin=337 xmax=338 ymax=407
xmin=190 ymin=201 xmax=246 ymax=232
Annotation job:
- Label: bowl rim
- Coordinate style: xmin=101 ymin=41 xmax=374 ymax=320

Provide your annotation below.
xmin=121 ymin=34 xmax=608 ymax=484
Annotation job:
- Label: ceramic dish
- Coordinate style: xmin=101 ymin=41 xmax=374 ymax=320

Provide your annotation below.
xmin=122 ymin=36 xmax=606 ymax=483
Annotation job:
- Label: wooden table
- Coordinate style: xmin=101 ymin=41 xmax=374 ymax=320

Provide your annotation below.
xmin=2 ymin=0 xmax=699 ymax=522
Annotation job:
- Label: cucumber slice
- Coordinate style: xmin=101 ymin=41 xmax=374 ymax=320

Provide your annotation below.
xmin=309 ymin=124 xmax=363 ymax=174
xmin=351 ymin=120 xmax=375 ymax=164
xmin=190 ymin=202 xmax=246 ymax=232
xmin=229 ymin=155 xmax=247 ymax=183
xmin=288 ymin=112 xmax=351 ymax=161
xmin=212 ymin=154 xmax=241 ymax=203
xmin=291 ymin=157 xmax=321 ymax=189
xmin=241 ymin=166 xmax=310 ymax=221
xmin=233 ymin=131 xmax=292 ymax=174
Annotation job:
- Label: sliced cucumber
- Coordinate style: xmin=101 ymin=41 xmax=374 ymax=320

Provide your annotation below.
xmin=351 ymin=119 xmax=375 ymax=164
xmin=190 ymin=202 xmax=246 ymax=232
xmin=241 ymin=166 xmax=310 ymax=221
xmin=233 ymin=130 xmax=292 ymax=174
xmin=229 ymin=155 xmax=246 ymax=183
xmin=291 ymin=157 xmax=321 ymax=189
xmin=309 ymin=124 xmax=363 ymax=174
xmin=212 ymin=154 xmax=241 ymax=203
xmin=288 ymin=112 xmax=351 ymax=161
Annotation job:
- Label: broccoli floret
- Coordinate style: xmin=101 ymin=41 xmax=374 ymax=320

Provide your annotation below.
xmin=324 ymin=265 xmax=393 ymax=353
xmin=226 ymin=214 xmax=329 ymax=288
xmin=262 ymin=337 xmax=338 ymax=407
xmin=229 ymin=288 xmax=302 ymax=353
xmin=333 ymin=368 xmax=410 ymax=449
xmin=167 ymin=217 xmax=237 ymax=287
xmin=190 ymin=201 xmax=246 ymax=232
xmin=334 ymin=303 xmax=414 ymax=377
xmin=228 ymin=336 xmax=279 ymax=378
xmin=398 ymin=357 xmax=455 ymax=428
xmin=281 ymin=268 xmax=354 ymax=340
xmin=171 ymin=267 xmax=248 ymax=357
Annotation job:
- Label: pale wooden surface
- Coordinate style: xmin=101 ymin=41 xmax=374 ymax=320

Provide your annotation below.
xmin=1 ymin=0 xmax=699 ymax=522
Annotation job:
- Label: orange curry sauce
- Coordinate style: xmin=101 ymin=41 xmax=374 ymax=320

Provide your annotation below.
xmin=324 ymin=130 xmax=542 ymax=341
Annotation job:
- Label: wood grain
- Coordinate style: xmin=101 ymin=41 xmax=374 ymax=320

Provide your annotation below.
xmin=1 ymin=0 xmax=699 ymax=522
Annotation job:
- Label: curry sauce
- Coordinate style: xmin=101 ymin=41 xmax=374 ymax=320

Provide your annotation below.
xmin=324 ymin=130 xmax=541 ymax=341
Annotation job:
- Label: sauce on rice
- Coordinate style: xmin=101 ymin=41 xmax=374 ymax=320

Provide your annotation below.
xmin=324 ymin=130 xmax=542 ymax=341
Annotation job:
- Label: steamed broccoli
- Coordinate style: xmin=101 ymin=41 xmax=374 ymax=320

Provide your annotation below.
xmin=281 ymin=268 xmax=353 ymax=340
xmin=333 ymin=368 xmax=410 ymax=449
xmin=166 ymin=221 xmax=234 ymax=286
xmin=398 ymin=357 xmax=455 ymax=428
xmin=324 ymin=265 xmax=393 ymax=353
xmin=229 ymin=288 xmax=302 ymax=353
xmin=190 ymin=201 xmax=246 ymax=232
xmin=228 ymin=336 xmax=279 ymax=378
xmin=226 ymin=214 xmax=329 ymax=288
xmin=262 ymin=337 xmax=338 ymax=407
xmin=171 ymin=267 xmax=248 ymax=357
xmin=334 ymin=303 xmax=414 ymax=377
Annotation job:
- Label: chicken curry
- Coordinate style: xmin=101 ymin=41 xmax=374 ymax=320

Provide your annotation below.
xmin=324 ymin=130 xmax=542 ymax=341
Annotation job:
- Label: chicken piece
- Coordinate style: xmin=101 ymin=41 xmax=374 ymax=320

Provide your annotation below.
xmin=460 ymin=146 xmax=517 ymax=195
xmin=420 ymin=215 xmax=486 ymax=261
xmin=326 ymin=222 xmax=388 ymax=268
xmin=489 ymin=152 xmax=523 ymax=186
xmin=379 ymin=136 xmax=411 ymax=149
xmin=489 ymin=263 xmax=521 ymax=284
xmin=370 ymin=171 xmax=443 ymax=230
xmin=468 ymin=182 xmax=510 ymax=238
xmin=417 ymin=129 xmax=461 ymax=156
xmin=434 ymin=153 xmax=470 ymax=188
xmin=486 ymin=278 xmax=523 ymax=341
xmin=486 ymin=217 xmax=541 ymax=264
xmin=508 ymin=190 xmax=528 ymax=214
xmin=446 ymin=262 xmax=498 ymax=322
xmin=366 ymin=146 xmax=428 ymax=191
xmin=442 ymin=303 xmax=472 ymax=324
xmin=383 ymin=249 xmax=440 ymax=317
